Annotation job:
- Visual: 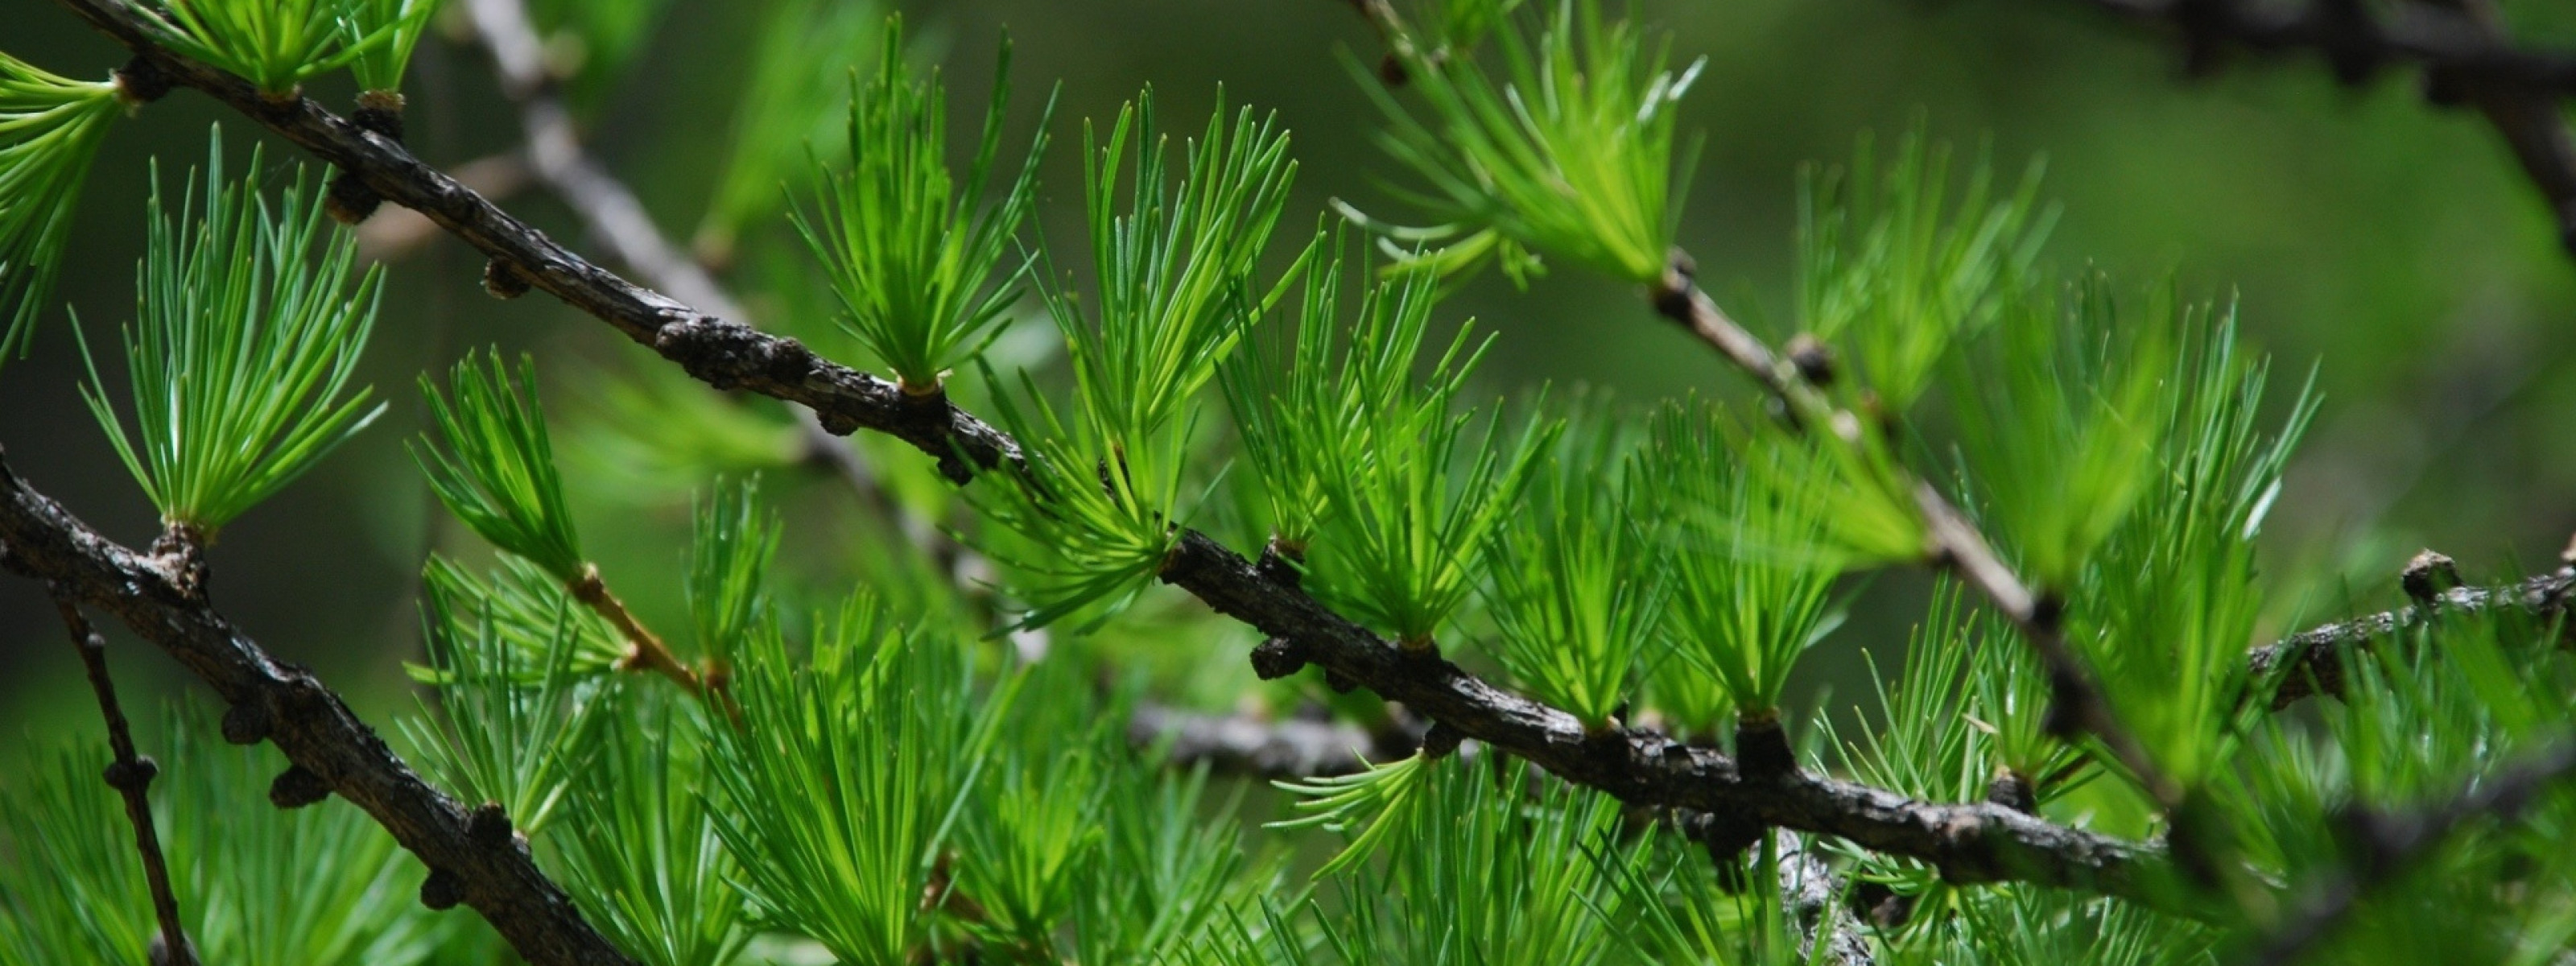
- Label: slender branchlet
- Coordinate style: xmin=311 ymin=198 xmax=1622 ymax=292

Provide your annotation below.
xmin=47 ymin=589 xmax=200 ymax=966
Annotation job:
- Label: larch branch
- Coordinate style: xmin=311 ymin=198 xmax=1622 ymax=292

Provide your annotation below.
xmin=41 ymin=0 xmax=2185 ymax=910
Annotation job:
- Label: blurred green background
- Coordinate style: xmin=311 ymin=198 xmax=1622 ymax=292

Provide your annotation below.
xmin=3 ymin=0 xmax=2574 ymax=755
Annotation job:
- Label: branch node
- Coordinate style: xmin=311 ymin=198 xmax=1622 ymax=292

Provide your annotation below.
xmin=1249 ymin=638 xmax=1310 ymax=680
xmin=1785 ymin=332 xmax=1837 ymax=386
xmin=351 ymin=90 xmax=407 ymax=141
xmin=2402 ymin=549 xmax=2462 ymax=605
xmin=1255 ymin=536 xmax=1307 ymax=588
xmin=1650 ymin=249 xmax=1698 ymax=322
xmin=482 ymin=258 xmax=533 ymax=299
xmin=112 ymin=55 xmax=172 ymax=106
xmin=102 ymin=755 xmax=158 ymax=793
xmin=1734 ymin=712 xmax=1798 ymax=779
xmin=220 ymin=700 xmax=272 ymax=745
xmin=1985 ymin=770 xmax=2038 ymax=814
xmin=268 ymin=765 xmax=331 ymax=809
xmin=468 ymin=801 xmax=514 ymax=849
xmin=1419 ymin=720 xmax=1465 ymax=760
xmin=1682 ymin=810 xmax=1768 ymax=893
xmin=1847 ymin=878 xmax=1919 ymax=929
xmin=2040 ymin=667 xmax=2091 ymax=741
xmin=419 ymin=869 xmax=466 ymax=911
xmin=325 ymin=170 xmax=383 ymax=225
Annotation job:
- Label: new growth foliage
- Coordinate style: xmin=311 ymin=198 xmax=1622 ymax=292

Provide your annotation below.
xmin=2 ymin=2 xmax=2568 ymax=965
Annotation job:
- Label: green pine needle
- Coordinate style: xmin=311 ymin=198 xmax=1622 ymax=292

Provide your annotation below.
xmin=414 ymin=349 xmax=586 ymax=582
xmin=346 ymin=0 xmax=443 ymax=93
xmin=696 ymin=0 xmax=882 ymax=264
xmin=708 ymin=593 xmax=1012 ymax=965
xmin=1270 ymin=750 xmax=1435 ymax=878
xmin=1950 ymin=275 xmax=2173 ymax=589
xmin=0 ymin=51 xmax=121 ymax=364
xmin=1353 ymin=0 xmax=1704 ymax=284
xmin=964 ymin=364 xmax=1205 ymax=632
xmin=685 ymin=477 xmax=779 ymax=673
xmin=795 ymin=15 xmax=1051 ymax=394
xmin=1480 ymin=403 xmax=1670 ymax=729
xmin=1799 ymin=124 xmax=2053 ymax=411
xmin=2 ymin=706 xmax=458 ymax=964
xmin=1257 ymin=255 xmax=1557 ymax=649
xmin=968 ymin=89 xmax=1307 ymax=631
xmin=78 ymin=130 xmax=386 ymax=538
xmin=1649 ymin=404 xmax=1846 ymax=716
xmin=400 ymin=563 xmax=608 ymax=836
xmin=130 ymin=0 xmax=398 ymax=94
xmin=1046 ymin=88 xmax=1306 ymax=444
xmin=2067 ymin=301 xmax=2314 ymax=790
xmin=402 ymin=555 xmax=625 ymax=683
xmin=551 ymin=686 xmax=749 ymax=966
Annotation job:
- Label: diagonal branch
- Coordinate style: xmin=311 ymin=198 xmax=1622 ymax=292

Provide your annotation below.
xmin=2236 ymin=740 xmax=2576 ymax=965
xmin=0 ymin=451 xmax=637 ymax=966
xmin=2066 ymin=0 xmax=2576 ymax=254
xmin=1651 ymin=258 xmax=2189 ymax=814
xmin=45 ymin=587 xmax=200 ymax=966
xmin=39 ymin=0 xmax=2186 ymax=910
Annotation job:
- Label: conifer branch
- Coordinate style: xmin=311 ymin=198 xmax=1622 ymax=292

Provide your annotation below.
xmin=0 ymin=451 xmax=639 ymax=966
xmin=45 ymin=588 xmax=200 ymax=966
xmin=2236 ymin=740 xmax=2576 ymax=965
xmin=2065 ymin=0 xmax=2576 ymax=254
xmin=1651 ymin=256 xmax=2190 ymax=813
xmin=2247 ymin=562 xmax=2576 ymax=709
xmin=41 ymin=0 xmax=2182 ymax=909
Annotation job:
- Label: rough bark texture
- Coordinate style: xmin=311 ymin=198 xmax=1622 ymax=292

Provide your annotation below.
xmin=2246 ymin=568 xmax=2576 ymax=709
xmin=0 ymin=452 xmax=638 ymax=966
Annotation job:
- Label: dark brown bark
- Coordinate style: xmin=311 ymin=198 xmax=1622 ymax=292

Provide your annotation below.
xmin=0 ymin=452 xmax=638 ymax=966
xmin=47 ymin=592 xmax=200 ymax=966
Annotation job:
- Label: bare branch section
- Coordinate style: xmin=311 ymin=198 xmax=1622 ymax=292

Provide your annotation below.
xmin=2069 ymin=0 xmax=2576 ymax=252
xmin=2248 ymin=565 xmax=2576 ymax=709
xmin=46 ymin=589 xmax=200 ymax=966
xmin=0 ymin=452 xmax=638 ymax=966
xmin=1157 ymin=531 xmax=2175 ymax=902
xmin=39 ymin=0 xmax=2181 ymax=907
xmin=1129 ymin=704 xmax=1402 ymax=778
xmin=2238 ymin=741 xmax=2576 ymax=965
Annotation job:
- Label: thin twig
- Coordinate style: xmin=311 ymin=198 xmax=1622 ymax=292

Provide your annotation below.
xmin=2235 ymin=741 xmax=2576 ymax=965
xmin=47 ymin=588 xmax=200 ymax=966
